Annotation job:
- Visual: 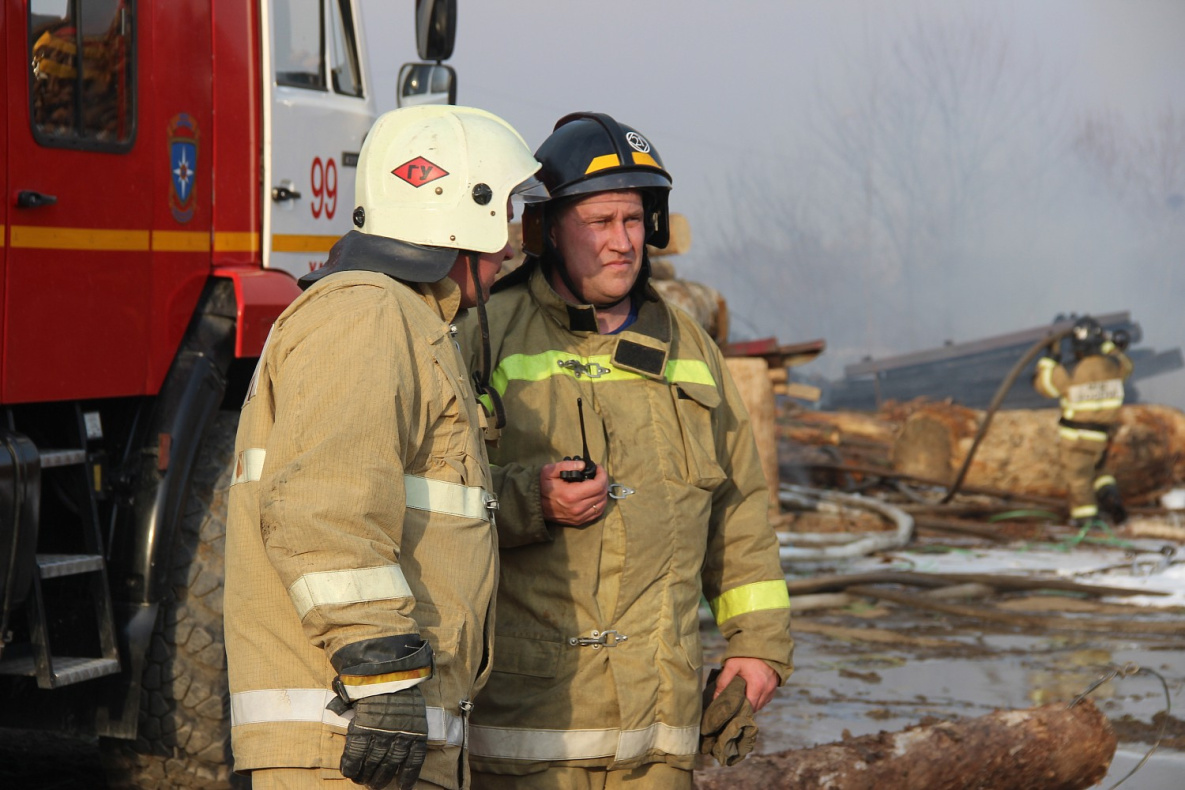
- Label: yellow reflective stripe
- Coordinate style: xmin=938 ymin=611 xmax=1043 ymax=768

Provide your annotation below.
xmin=231 ymin=448 xmax=267 ymax=485
xmin=337 ymin=666 xmax=432 ymax=700
xmin=469 ymin=721 xmax=698 ymax=762
xmin=1072 ymin=504 xmax=1099 ymax=518
xmin=230 ymin=689 xmax=463 ymax=745
xmin=585 ymin=153 xmax=621 ymax=174
xmin=272 ymin=233 xmax=337 ymax=253
xmin=478 ymin=393 xmax=494 ymax=414
xmin=1094 ymin=475 xmax=1117 ymax=491
xmin=1036 ymin=357 xmax=1060 ymax=397
xmin=1058 ymin=426 xmax=1109 ymax=442
xmin=11 ymin=225 xmax=150 ymax=251
xmin=1100 ymin=341 xmax=1116 ymax=354
xmin=152 ymin=230 xmax=210 ymax=252
xmin=404 ymin=474 xmax=494 ymax=521
xmin=710 ymin=579 xmax=791 ymax=624
xmin=666 ymin=359 xmax=715 ymax=386
xmin=287 ymin=565 xmax=413 ymax=620
xmin=631 ymin=151 xmax=661 ymax=168
xmin=1060 ymin=398 xmax=1123 ymax=412
xmin=214 ymin=231 xmax=260 ymax=252
xmin=490 ymin=351 xmax=716 ymax=396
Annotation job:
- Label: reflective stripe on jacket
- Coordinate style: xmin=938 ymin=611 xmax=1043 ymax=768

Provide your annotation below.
xmin=225 ymin=270 xmax=498 ymax=789
xmin=459 ymin=267 xmax=793 ymax=774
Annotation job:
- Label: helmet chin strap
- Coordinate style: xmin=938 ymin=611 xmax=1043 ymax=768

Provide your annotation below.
xmin=468 ymin=251 xmax=506 ymax=429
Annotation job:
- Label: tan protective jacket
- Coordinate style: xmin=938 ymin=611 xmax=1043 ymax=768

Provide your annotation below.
xmin=1035 ymin=341 xmax=1134 ymax=436
xmin=225 ymin=269 xmax=498 ymax=789
xmin=459 ymin=267 xmax=793 ymax=775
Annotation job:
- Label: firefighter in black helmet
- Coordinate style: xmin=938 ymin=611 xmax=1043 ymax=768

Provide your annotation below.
xmin=458 ymin=113 xmax=794 ymax=789
xmin=1034 ymin=316 xmax=1134 ymax=535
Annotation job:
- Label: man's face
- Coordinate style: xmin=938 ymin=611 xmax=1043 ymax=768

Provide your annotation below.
xmin=549 ymin=190 xmax=645 ymax=306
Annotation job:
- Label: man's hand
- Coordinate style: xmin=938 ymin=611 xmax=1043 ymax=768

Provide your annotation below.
xmin=540 ymin=461 xmax=609 ymax=526
xmin=714 ymin=657 xmax=780 ymax=712
xmin=340 ymin=688 xmax=428 ymax=790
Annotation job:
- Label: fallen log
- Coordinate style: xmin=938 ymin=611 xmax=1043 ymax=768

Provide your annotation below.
xmin=846 ymin=585 xmax=1182 ymax=634
xmin=785 ymin=570 xmax=1169 ymax=598
xmin=694 ymin=699 xmax=1115 ymax=790
xmin=890 ymin=402 xmax=1185 ymax=503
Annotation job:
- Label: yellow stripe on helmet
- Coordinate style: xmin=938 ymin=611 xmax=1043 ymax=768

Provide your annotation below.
xmin=585 ymin=154 xmax=622 ymax=174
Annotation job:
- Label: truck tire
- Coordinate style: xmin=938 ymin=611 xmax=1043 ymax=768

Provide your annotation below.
xmin=101 ymin=411 xmax=243 ymax=789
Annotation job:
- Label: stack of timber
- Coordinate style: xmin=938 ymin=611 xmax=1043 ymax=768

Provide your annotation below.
xmin=780 ymin=400 xmax=1185 ymax=507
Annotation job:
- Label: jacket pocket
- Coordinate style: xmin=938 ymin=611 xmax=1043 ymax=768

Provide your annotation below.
xmin=492 ymin=634 xmax=563 ymax=678
xmin=673 ymin=383 xmax=727 ymax=490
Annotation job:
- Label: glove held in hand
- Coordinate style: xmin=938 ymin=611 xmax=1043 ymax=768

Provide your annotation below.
xmin=700 ymin=668 xmax=758 ymax=767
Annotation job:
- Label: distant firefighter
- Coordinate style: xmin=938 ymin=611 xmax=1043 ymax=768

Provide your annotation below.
xmin=1033 ymin=317 xmax=1133 ymax=529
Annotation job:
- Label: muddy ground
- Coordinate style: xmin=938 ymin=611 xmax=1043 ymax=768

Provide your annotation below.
xmin=2 ymin=530 xmax=1183 ymax=789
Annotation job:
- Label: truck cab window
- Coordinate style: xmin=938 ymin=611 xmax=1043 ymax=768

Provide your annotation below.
xmin=329 ymin=0 xmax=362 ymax=97
xmin=28 ymin=0 xmax=135 ymax=149
xmin=274 ymin=0 xmax=325 ymax=90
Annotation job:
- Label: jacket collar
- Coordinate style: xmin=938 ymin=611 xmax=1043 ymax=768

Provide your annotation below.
xmin=527 ymin=266 xmax=672 ymax=380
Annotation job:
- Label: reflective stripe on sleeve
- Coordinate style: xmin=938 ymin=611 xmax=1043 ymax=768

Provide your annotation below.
xmin=404 ymin=475 xmax=494 ymax=521
xmin=1072 ymin=504 xmax=1099 ymax=519
xmin=1036 ymin=358 xmax=1060 ymax=398
xmin=336 ymin=666 xmax=432 ymax=701
xmin=709 ymin=579 xmax=792 ymax=625
xmin=468 ymin=721 xmax=698 ymax=762
xmin=230 ymin=688 xmax=463 ymax=746
xmin=287 ymin=565 xmax=413 ymax=620
xmin=1058 ymin=426 xmax=1109 ymax=443
xmin=1093 ymin=475 xmax=1117 ymax=490
xmin=231 ymin=448 xmax=267 ymax=485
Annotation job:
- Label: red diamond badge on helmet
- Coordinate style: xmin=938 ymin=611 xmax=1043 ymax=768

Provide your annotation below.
xmin=392 ymin=157 xmax=449 ymax=187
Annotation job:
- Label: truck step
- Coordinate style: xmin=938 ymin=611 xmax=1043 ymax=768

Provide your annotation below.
xmin=36 ymin=553 xmax=105 ymax=579
xmin=39 ymin=449 xmax=86 ymax=468
xmin=0 ymin=655 xmax=121 ymax=686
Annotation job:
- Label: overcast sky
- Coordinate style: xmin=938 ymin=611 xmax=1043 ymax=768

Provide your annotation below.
xmin=360 ymin=1 xmax=1185 ymax=407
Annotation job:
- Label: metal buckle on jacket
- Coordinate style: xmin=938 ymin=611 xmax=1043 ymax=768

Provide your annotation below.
xmin=608 ymin=483 xmax=635 ymax=500
xmin=484 ymin=492 xmax=500 ymax=512
xmin=557 ymin=359 xmax=610 ymax=379
xmin=568 ymin=629 xmax=629 ymax=649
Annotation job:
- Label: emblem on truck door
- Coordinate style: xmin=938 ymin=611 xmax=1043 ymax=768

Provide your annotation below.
xmin=392 ymin=156 xmax=449 ymax=187
xmin=167 ymin=113 xmax=200 ymax=223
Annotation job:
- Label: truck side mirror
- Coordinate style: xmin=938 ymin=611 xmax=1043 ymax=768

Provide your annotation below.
xmin=416 ymin=0 xmax=456 ymax=61
xmin=397 ymin=63 xmax=457 ymax=107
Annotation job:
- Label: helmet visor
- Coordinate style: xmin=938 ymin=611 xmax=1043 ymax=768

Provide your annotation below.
xmin=513 ymin=174 xmax=550 ymax=204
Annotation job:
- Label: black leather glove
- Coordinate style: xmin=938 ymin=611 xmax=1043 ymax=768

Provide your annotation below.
xmin=340 ymin=687 xmax=429 ymax=790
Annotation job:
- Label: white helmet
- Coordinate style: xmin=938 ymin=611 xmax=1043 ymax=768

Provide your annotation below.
xmin=354 ymin=105 xmax=542 ymax=254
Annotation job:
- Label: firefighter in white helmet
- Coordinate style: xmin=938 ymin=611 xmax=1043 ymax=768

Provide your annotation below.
xmin=225 ymin=105 xmax=543 ymax=790
xmin=458 ymin=113 xmax=794 ymax=789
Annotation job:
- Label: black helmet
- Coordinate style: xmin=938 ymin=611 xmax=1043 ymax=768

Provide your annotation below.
xmin=522 ymin=112 xmax=673 ymax=255
xmin=1071 ymin=316 xmax=1104 ymax=358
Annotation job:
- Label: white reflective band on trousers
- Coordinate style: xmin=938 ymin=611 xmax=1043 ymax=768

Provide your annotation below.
xmin=287 ymin=565 xmax=413 ymax=620
xmin=468 ymin=721 xmax=699 ymax=763
xmin=230 ymin=688 xmax=464 ymax=747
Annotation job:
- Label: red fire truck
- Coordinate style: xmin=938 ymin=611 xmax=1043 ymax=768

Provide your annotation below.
xmin=0 ymin=1 xmax=456 ymax=786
